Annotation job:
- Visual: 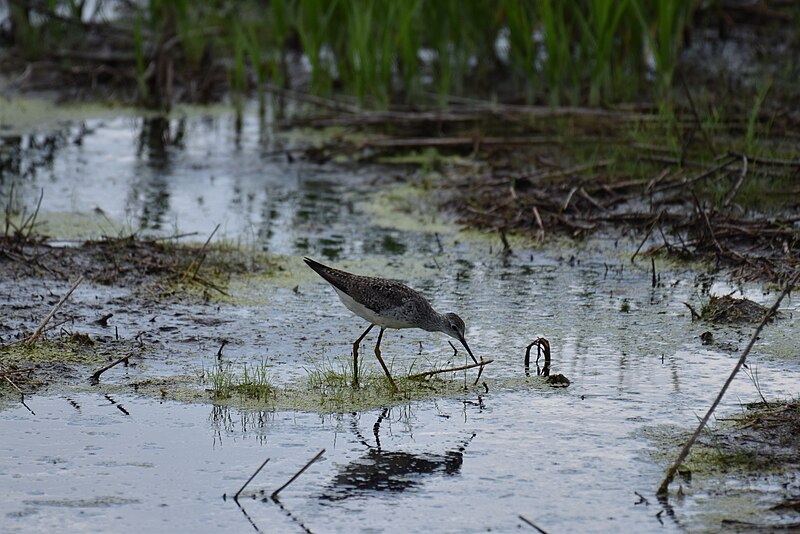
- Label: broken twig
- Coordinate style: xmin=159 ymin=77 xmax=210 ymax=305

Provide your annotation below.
xmin=409 ymin=359 xmax=493 ymax=380
xmin=233 ymin=456 xmax=271 ymax=501
xmin=89 ymin=354 xmax=131 ymax=384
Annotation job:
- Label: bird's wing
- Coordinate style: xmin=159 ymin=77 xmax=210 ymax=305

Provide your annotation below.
xmin=304 ymin=257 xmax=430 ymax=315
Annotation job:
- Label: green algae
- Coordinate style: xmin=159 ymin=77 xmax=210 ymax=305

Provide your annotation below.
xmin=152 ymin=246 xmax=285 ymax=303
xmin=0 ymin=95 xmax=132 ymax=134
xmin=113 ymin=361 xmax=561 ymax=414
xmin=360 ymin=183 xmax=454 ymax=234
xmin=0 ymin=91 xmax=233 ymax=135
xmin=360 ymin=180 xmax=572 ymax=254
xmin=26 ymin=211 xmax=126 ymax=242
xmin=0 ymin=337 xmax=114 ymax=368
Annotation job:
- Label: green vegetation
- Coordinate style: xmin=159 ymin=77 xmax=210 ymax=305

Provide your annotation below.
xmin=4 ymin=0 xmax=699 ymax=108
xmin=204 ymin=360 xmax=277 ymax=402
xmin=0 ymin=336 xmax=109 ymax=367
xmin=699 ymin=295 xmax=770 ymax=324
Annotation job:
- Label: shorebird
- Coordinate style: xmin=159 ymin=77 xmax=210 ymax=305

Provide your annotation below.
xmin=304 ymin=257 xmax=479 ymax=392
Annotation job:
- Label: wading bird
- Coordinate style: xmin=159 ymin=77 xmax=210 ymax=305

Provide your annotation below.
xmin=304 ymin=257 xmax=479 ymax=392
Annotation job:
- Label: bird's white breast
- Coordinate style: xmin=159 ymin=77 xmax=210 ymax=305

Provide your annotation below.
xmin=333 ymin=288 xmax=415 ymax=329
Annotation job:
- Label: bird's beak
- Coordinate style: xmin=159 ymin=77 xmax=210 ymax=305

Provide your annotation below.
xmin=459 ymin=336 xmax=478 ymax=365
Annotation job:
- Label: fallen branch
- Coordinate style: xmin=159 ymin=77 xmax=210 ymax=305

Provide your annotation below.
xmin=631 ymin=211 xmax=664 ymax=263
xmin=89 ymin=354 xmax=132 ymax=384
xmin=409 ymin=359 xmax=493 ymax=380
xmin=650 ymin=156 xmax=738 ymax=194
xmin=727 ymin=151 xmax=800 ymax=167
xmin=657 ymin=270 xmax=800 ymax=498
xmin=360 ymin=136 xmax=561 ymax=149
xmin=24 ymin=276 xmax=85 ymax=345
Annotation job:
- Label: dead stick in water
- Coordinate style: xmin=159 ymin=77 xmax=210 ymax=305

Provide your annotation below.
xmin=25 ymin=276 xmax=85 ymax=345
xmin=657 ymin=271 xmax=800 ymax=498
xmin=409 ymin=359 xmax=493 ymax=380
xmin=519 ymin=514 xmax=549 ymax=533
xmin=631 ymin=211 xmax=663 ymax=263
xmin=233 ymin=456 xmax=271 ymax=501
xmin=182 ymin=223 xmax=220 ymax=282
xmin=89 ymin=354 xmax=132 ymax=383
xmin=271 ymin=449 xmax=325 ymax=501
xmin=1 ymin=370 xmax=35 ymax=415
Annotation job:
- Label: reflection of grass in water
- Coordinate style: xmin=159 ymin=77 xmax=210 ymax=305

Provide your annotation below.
xmin=204 ymin=360 xmax=276 ymax=402
xmin=305 ymin=353 xmax=400 ymax=404
xmin=303 ymin=351 xmax=476 ymax=411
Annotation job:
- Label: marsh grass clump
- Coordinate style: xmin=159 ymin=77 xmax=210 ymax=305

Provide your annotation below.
xmin=204 ymin=360 xmax=276 ymax=402
xmin=303 ymin=354 xmax=473 ymax=412
xmin=0 ymin=334 xmax=141 ymax=395
xmin=700 ymin=295 xmax=772 ymax=324
xmin=1 ymin=221 xmax=279 ymax=301
xmin=646 ymin=400 xmax=800 ymax=486
xmin=2 ymin=186 xmax=46 ymax=256
xmin=305 ymin=360 xmax=401 ymax=401
xmin=0 ymin=335 xmax=113 ymax=368
xmin=686 ymin=400 xmax=800 ymax=476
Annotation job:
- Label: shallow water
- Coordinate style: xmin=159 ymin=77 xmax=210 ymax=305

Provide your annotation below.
xmin=2 ymin=103 xmax=799 ymax=533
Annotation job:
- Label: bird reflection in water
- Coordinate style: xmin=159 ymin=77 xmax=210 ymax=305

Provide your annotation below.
xmin=322 ymin=409 xmax=475 ymax=501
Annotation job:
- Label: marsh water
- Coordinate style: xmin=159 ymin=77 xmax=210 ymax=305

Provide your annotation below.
xmin=2 ymin=103 xmax=800 ymax=533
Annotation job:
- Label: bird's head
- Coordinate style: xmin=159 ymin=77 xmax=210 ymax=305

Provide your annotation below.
xmin=442 ymin=312 xmax=477 ymax=363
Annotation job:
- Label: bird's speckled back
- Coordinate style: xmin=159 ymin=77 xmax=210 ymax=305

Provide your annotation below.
xmin=304 ymin=257 xmax=445 ymax=331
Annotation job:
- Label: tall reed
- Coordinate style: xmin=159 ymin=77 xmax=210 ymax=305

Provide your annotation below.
xmin=10 ymin=0 xmax=698 ymax=108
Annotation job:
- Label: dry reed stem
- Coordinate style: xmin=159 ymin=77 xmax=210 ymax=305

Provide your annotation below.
xmin=24 ymin=275 xmax=85 ymax=345
xmin=233 ymin=456 xmax=271 ymax=501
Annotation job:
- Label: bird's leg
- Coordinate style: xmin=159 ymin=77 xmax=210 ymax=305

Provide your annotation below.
xmin=374 ymin=327 xmax=399 ymax=393
xmin=352 ymin=324 xmax=375 ymax=388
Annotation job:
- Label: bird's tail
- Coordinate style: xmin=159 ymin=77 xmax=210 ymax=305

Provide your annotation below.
xmin=303 ymin=257 xmax=350 ymax=293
